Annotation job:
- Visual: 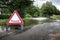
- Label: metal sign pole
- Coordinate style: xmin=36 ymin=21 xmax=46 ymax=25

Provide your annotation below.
xmin=6 ymin=24 xmax=9 ymax=31
xmin=20 ymin=24 xmax=24 ymax=32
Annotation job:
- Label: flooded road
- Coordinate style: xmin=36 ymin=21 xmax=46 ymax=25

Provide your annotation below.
xmin=1 ymin=21 xmax=60 ymax=40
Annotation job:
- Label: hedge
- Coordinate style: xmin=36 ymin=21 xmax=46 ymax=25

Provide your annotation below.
xmin=0 ymin=14 xmax=10 ymax=19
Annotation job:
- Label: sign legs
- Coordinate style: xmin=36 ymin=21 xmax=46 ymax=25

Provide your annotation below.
xmin=20 ymin=24 xmax=24 ymax=32
xmin=5 ymin=24 xmax=24 ymax=32
xmin=6 ymin=25 xmax=9 ymax=31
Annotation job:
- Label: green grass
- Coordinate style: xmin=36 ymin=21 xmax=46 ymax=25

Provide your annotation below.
xmin=0 ymin=19 xmax=8 ymax=26
xmin=51 ymin=15 xmax=60 ymax=20
xmin=0 ymin=19 xmax=7 ymax=22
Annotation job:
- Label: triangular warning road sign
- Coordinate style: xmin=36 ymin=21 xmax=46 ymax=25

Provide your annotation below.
xmin=6 ymin=10 xmax=24 ymax=25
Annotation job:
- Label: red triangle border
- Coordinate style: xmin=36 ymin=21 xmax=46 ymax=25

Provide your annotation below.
xmin=6 ymin=10 xmax=24 ymax=25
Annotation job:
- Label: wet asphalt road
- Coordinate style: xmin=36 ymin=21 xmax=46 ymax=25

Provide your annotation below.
xmin=0 ymin=21 xmax=60 ymax=40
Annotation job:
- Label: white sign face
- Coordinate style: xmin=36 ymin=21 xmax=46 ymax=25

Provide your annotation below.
xmin=9 ymin=13 xmax=21 ymax=23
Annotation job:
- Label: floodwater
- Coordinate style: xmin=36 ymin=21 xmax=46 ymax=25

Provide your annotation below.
xmin=0 ymin=18 xmax=56 ymax=32
xmin=0 ymin=18 xmax=60 ymax=40
xmin=0 ymin=19 xmax=38 ymax=32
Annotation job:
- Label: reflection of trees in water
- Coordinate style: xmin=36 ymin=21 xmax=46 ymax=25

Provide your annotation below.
xmin=10 ymin=25 xmax=20 ymax=30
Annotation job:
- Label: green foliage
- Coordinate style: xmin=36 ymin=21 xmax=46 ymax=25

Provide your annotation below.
xmin=7 ymin=0 xmax=33 ymax=18
xmin=0 ymin=0 xmax=40 ymax=18
xmin=0 ymin=14 xmax=10 ymax=19
xmin=24 ymin=13 xmax=32 ymax=18
xmin=0 ymin=19 xmax=7 ymax=26
xmin=40 ymin=1 xmax=60 ymax=17
xmin=25 ymin=6 xmax=40 ymax=17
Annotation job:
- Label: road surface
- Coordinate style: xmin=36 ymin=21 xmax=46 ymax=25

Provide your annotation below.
xmin=0 ymin=21 xmax=60 ymax=40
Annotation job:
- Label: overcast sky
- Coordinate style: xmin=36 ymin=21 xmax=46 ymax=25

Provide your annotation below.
xmin=33 ymin=0 xmax=60 ymax=10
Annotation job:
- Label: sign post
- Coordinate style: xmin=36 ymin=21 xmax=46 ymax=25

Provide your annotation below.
xmin=21 ymin=24 xmax=24 ymax=31
xmin=5 ymin=25 xmax=9 ymax=31
xmin=6 ymin=10 xmax=24 ymax=31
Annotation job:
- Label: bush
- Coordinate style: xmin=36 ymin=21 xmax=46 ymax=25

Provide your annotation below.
xmin=0 ymin=19 xmax=7 ymax=26
xmin=0 ymin=14 xmax=10 ymax=19
xmin=24 ymin=13 xmax=32 ymax=18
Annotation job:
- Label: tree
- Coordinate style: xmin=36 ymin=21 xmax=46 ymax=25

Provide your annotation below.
xmin=0 ymin=0 xmax=33 ymax=18
xmin=40 ymin=1 xmax=60 ymax=17
xmin=7 ymin=0 xmax=33 ymax=18
xmin=25 ymin=5 xmax=40 ymax=17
